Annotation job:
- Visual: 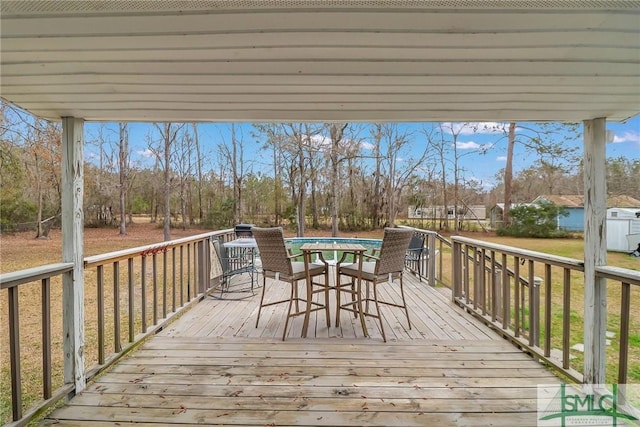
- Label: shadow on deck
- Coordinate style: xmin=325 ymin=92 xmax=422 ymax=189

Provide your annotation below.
xmin=44 ymin=272 xmax=563 ymax=426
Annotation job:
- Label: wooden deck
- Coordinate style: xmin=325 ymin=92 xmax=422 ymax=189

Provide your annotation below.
xmin=44 ymin=271 xmax=563 ymax=426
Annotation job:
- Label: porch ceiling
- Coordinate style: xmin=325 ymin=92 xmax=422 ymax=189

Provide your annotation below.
xmin=1 ymin=0 xmax=639 ymax=123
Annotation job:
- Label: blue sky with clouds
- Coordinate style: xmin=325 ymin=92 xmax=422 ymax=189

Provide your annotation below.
xmin=85 ymin=116 xmax=640 ymax=191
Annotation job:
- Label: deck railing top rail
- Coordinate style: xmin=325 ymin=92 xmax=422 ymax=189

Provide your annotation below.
xmin=452 ymin=235 xmax=585 ymax=271
xmin=84 ymin=229 xmax=233 ymax=267
xmin=596 ymin=265 xmax=640 ymax=285
xmin=0 ymin=262 xmax=73 ymax=290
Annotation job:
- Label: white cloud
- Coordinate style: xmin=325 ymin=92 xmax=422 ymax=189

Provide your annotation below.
xmin=441 ymin=122 xmax=507 ymax=135
xmin=612 ymin=131 xmax=640 ymax=145
xmin=137 ymin=149 xmax=154 ymax=158
xmin=456 ymin=141 xmax=483 ymax=150
xmin=310 ymin=134 xmax=331 ymax=147
xmin=361 ymin=141 xmax=375 ymax=150
xmin=496 ymin=156 xmax=508 ymax=161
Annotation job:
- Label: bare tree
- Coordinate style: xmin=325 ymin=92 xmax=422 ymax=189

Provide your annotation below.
xmin=150 ymin=122 xmax=185 ymax=241
xmin=370 ymin=124 xmax=384 ymax=228
xmin=503 ymin=122 xmax=516 ymax=225
xmin=253 ymin=123 xmax=323 ymax=236
xmin=192 ymin=123 xmax=204 ymax=223
xmin=377 ymin=123 xmax=431 ymax=227
xmin=118 ymin=123 xmax=129 ymax=235
xmin=328 ymin=123 xmax=348 ymax=236
xmin=173 ymin=129 xmax=196 ymax=230
xmin=218 ymin=124 xmax=248 ymax=224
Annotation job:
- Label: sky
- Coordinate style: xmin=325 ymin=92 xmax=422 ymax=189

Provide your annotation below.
xmin=84 ymin=116 xmax=640 ymax=191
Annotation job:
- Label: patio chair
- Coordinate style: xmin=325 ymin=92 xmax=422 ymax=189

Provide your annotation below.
xmin=405 ymin=233 xmax=425 ymax=277
xmin=252 ymin=227 xmax=330 ymax=340
xmin=337 ymin=227 xmax=413 ymax=342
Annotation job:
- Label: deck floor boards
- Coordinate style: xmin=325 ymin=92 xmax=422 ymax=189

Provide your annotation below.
xmin=44 ymin=271 xmax=564 ymax=426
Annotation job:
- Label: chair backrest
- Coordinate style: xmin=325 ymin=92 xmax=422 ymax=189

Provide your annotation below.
xmin=375 ymin=228 xmax=414 ymax=276
xmin=251 ymin=227 xmax=293 ymax=276
xmin=408 ymin=234 xmax=424 ymax=252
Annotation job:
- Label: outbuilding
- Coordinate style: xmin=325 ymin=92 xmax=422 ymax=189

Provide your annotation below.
xmin=606 ymin=208 xmax=640 ymax=252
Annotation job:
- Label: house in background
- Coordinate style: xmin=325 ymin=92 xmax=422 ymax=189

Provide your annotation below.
xmin=533 ymin=195 xmax=640 ymax=232
xmin=408 ymin=205 xmax=486 ymax=221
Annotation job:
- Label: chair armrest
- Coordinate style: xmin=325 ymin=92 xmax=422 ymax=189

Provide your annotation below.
xmin=287 ymin=252 xmax=303 ymax=261
xmin=361 ymin=253 xmax=379 ymax=262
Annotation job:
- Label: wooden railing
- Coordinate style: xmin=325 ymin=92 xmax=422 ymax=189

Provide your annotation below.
xmin=0 ymin=229 xmax=235 ymax=426
xmin=451 ymin=236 xmax=639 ymax=384
xmin=401 ymin=226 xmax=451 ymax=288
xmin=1 ymin=263 xmax=74 ymax=426
xmin=595 ymin=265 xmax=640 ymax=386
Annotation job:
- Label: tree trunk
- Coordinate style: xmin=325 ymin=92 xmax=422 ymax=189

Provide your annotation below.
xmin=297 ymin=151 xmax=306 ymax=237
xmin=163 ymin=123 xmax=172 ymax=241
xmin=372 ymin=124 xmax=382 ymax=228
xmin=310 ymin=172 xmax=319 ymax=229
xmin=231 ymin=123 xmax=241 ymax=224
xmin=329 ymin=123 xmax=348 ymax=236
xmin=181 ymin=183 xmax=188 ymax=231
xmin=34 ymin=151 xmax=45 ymax=238
xmin=439 ymin=143 xmax=448 ymax=231
xmin=193 ymin=123 xmax=204 ymax=223
xmin=118 ymin=123 xmax=128 ymax=235
xmin=504 ymin=122 xmax=516 ymax=226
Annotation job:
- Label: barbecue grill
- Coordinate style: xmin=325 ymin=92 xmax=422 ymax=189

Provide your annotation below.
xmin=234 ymin=223 xmax=255 ymax=238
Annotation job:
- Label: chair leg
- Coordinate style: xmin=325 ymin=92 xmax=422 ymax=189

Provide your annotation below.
xmin=324 ymin=271 xmax=331 ymax=327
xmin=335 ymin=275 xmax=341 ymax=327
xmin=301 ymin=278 xmax=313 ymax=339
xmin=365 ymin=282 xmax=371 ymax=313
xmin=372 ymin=282 xmax=386 ymax=342
xmin=282 ymin=282 xmax=296 ymax=341
xmin=400 ymin=276 xmax=412 ymax=330
xmin=356 ymin=278 xmax=368 ymax=338
xmin=255 ymin=275 xmax=268 ymax=328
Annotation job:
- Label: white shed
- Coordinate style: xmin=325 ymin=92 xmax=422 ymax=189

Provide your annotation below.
xmin=607 ymin=208 xmax=640 ymax=220
xmin=606 ymin=215 xmax=640 ymax=252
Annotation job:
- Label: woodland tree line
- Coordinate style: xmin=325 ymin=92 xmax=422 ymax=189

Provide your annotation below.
xmin=1 ymin=101 xmax=639 ymax=240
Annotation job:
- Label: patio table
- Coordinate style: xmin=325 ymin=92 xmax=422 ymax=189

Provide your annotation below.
xmin=221 ymin=238 xmax=258 ymax=292
xmin=300 ymin=242 xmax=367 ymax=335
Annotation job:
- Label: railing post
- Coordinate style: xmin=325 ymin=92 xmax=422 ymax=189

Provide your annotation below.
xmin=533 ymin=276 xmax=542 ymax=348
xmin=427 ymin=232 xmax=436 ymax=286
xmin=452 ymin=239 xmax=461 ymax=300
xmin=197 ymin=238 xmax=211 ymax=293
xmin=494 ymin=268 xmax=502 ymax=322
xmin=8 ymin=286 xmax=22 ymax=420
xmin=61 ymin=117 xmax=86 ymax=395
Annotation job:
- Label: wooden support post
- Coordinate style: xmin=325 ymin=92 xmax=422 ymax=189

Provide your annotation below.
xmin=61 ymin=117 xmax=86 ymax=394
xmin=427 ymin=233 xmax=436 ymax=286
xmin=452 ymin=240 xmax=461 ymax=300
xmin=583 ymin=117 xmax=607 ymax=387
